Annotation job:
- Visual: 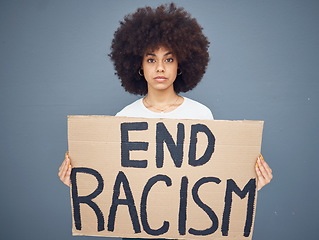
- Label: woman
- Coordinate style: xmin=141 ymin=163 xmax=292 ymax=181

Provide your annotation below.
xmin=59 ymin=2 xmax=272 ymax=201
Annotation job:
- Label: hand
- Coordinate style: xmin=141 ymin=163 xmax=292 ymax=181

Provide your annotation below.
xmin=255 ymin=154 xmax=273 ymax=191
xmin=58 ymin=151 xmax=72 ymax=187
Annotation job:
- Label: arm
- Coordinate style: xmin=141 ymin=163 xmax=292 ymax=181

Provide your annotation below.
xmin=58 ymin=152 xmax=72 ymax=187
xmin=256 ymin=154 xmax=273 ymax=191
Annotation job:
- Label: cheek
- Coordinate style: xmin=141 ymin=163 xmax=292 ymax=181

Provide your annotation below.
xmin=142 ymin=63 xmax=149 ymax=77
xmin=143 ymin=68 xmax=152 ymax=82
xmin=171 ymin=65 xmax=178 ymax=77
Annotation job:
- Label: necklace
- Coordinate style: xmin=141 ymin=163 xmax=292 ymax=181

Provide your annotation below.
xmin=143 ymin=95 xmax=180 ymax=113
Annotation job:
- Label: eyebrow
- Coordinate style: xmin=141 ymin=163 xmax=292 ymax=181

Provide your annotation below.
xmin=145 ymin=52 xmax=173 ymax=57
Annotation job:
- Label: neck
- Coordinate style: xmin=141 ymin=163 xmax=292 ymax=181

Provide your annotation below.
xmin=143 ymin=88 xmax=183 ymax=113
xmin=146 ymin=89 xmax=178 ymax=106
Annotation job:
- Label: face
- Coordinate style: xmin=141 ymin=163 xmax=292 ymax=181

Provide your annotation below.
xmin=142 ymin=46 xmax=178 ymax=93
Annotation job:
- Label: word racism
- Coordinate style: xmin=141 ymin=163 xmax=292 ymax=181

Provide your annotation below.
xmin=68 ymin=116 xmax=263 ymax=239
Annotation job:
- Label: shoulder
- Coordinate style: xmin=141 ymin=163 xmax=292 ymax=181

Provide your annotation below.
xmin=178 ymin=97 xmax=214 ymax=120
xmin=116 ymin=98 xmax=144 ymax=117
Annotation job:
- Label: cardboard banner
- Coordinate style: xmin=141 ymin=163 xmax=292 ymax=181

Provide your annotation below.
xmin=68 ymin=116 xmax=263 ymax=239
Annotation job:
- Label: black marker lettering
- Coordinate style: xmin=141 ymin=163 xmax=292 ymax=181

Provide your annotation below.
xmin=107 ymin=171 xmax=141 ymax=233
xmin=156 ymin=122 xmax=185 ymax=168
xmin=188 ymin=124 xmax=215 ymax=167
xmin=141 ymin=174 xmax=172 ymax=236
xmin=178 ymin=176 xmax=188 ymax=235
xmin=189 ymin=177 xmax=221 ymax=236
xmin=71 ymin=167 xmax=105 ymax=231
xmin=222 ymin=178 xmax=256 ymax=237
xmin=121 ymin=122 xmax=148 ymax=168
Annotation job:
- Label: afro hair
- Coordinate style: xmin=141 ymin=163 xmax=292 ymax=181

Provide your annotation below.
xmin=110 ymin=3 xmax=210 ymax=95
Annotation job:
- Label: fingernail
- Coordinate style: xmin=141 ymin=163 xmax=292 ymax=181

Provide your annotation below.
xmin=65 ymin=151 xmax=68 ymax=159
xmin=256 ymin=162 xmax=259 ymax=168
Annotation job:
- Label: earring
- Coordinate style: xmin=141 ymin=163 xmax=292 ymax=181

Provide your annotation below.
xmin=177 ymin=69 xmax=182 ymax=76
xmin=138 ymin=69 xmax=144 ymax=77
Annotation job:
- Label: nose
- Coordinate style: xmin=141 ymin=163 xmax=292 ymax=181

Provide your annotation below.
xmin=156 ymin=61 xmax=165 ymax=72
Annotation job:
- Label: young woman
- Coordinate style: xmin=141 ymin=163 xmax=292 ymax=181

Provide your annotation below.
xmin=59 ymin=2 xmax=272 ymax=199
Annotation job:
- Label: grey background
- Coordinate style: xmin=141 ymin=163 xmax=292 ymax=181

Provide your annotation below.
xmin=1 ymin=0 xmax=318 ymax=239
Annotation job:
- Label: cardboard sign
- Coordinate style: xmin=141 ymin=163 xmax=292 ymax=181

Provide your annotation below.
xmin=68 ymin=116 xmax=263 ymax=239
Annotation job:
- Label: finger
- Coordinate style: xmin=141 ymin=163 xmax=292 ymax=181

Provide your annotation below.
xmin=63 ymin=162 xmax=72 ymax=186
xmin=259 ymin=157 xmax=273 ymax=178
xmin=258 ymin=162 xmax=269 ymax=181
xmin=59 ymin=152 xmax=69 ymax=172
xmin=67 ymin=164 xmax=72 ymax=174
xmin=66 ymin=165 xmax=72 ymax=186
xmin=255 ymin=163 xmax=261 ymax=178
xmin=256 ymin=156 xmax=263 ymax=173
xmin=255 ymin=164 xmax=265 ymax=190
xmin=58 ymin=159 xmax=67 ymax=177
xmin=60 ymin=158 xmax=70 ymax=180
xmin=256 ymin=161 xmax=265 ymax=180
xmin=65 ymin=152 xmax=71 ymax=168
xmin=258 ymin=161 xmax=272 ymax=184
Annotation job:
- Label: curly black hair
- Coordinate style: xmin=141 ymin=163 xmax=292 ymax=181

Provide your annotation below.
xmin=110 ymin=3 xmax=210 ymax=95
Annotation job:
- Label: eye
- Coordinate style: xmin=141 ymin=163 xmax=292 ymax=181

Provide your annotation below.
xmin=147 ymin=58 xmax=156 ymax=63
xmin=165 ymin=58 xmax=174 ymax=63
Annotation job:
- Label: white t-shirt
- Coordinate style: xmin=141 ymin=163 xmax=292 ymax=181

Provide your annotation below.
xmin=116 ymin=97 xmax=213 ymax=120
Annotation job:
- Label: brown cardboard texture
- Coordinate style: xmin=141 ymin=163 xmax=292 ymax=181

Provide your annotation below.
xmin=68 ymin=116 xmax=263 ymax=239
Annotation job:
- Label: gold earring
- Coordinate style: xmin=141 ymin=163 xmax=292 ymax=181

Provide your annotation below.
xmin=139 ymin=69 xmax=144 ymax=77
xmin=177 ymin=69 xmax=182 ymax=76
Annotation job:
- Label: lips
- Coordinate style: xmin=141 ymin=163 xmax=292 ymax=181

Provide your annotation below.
xmin=154 ymin=76 xmax=168 ymax=83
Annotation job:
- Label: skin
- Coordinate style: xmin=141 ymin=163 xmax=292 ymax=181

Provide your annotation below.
xmin=58 ymin=46 xmax=273 ymax=190
xmin=141 ymin=47 xmax=183 ymax=112
xmin=58 ymin=152 xmax=72 ymax=186
xmin=256 ymin=154 xmax=273 ymax=190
